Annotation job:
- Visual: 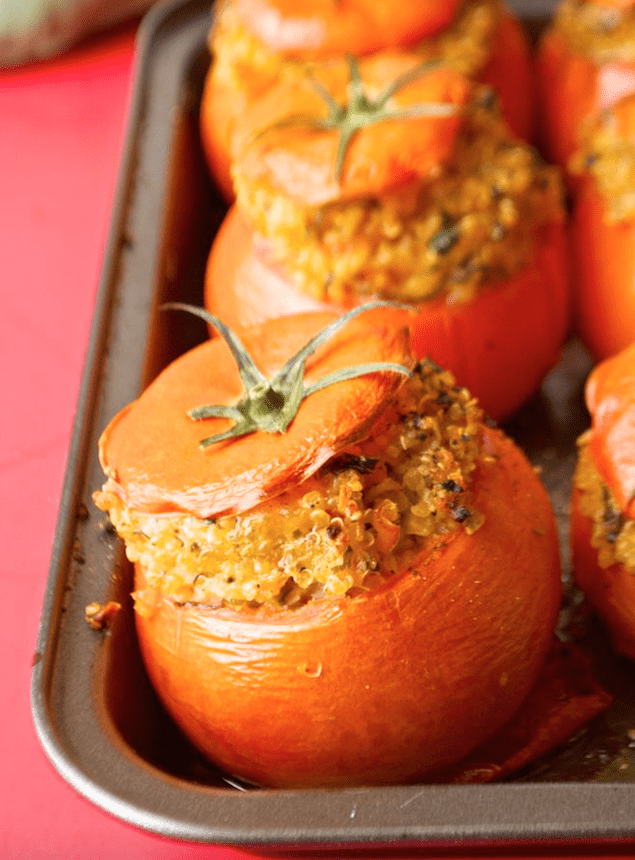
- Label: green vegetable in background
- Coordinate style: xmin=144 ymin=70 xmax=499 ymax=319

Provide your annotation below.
xmin=0 ymin=0 xmax=156 ymax=67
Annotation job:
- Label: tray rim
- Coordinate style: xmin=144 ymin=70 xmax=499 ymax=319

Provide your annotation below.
xmin=30 ymin=0 xmax=635 ymax=849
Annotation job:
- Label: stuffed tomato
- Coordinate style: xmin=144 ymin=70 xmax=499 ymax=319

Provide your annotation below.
xmin=92 ymin=305 xmax=612 ymax=789
xmin=201 ymin=0 xmax=534 ymax=199
xmin=569 ymin=92 xmax=635 ymax=360
xmin=204 ymin=55 xmax=569 ymax=423
xmin=537 ymin=0 xmax=635 ymax=180
xmin=572 ymin=339 xmax=635 ymax=661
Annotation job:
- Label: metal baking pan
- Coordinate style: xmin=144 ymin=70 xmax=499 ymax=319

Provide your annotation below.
xmin=31 ymin=0 xmax=635 ymax=852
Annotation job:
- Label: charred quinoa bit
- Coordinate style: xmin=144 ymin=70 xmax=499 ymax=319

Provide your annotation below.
xmin=211 ymin=0 xmax=502 ymax=94
xmin=553 ymin=0 xmax=635 ymax=65
xmin=94 ymin=361 xmax=488 ymax=611
xmin=570 ymin=107 xmax=635 ymax=222
xmin=574 ymin=431 xmax=635 ymax=575
xmin=233 ymin=95 xmax=562 ymax=305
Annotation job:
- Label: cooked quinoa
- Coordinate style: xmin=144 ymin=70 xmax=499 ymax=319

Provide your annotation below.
xmin=554 ymin=0 xmax=635 ymax=65
xmin=211 ymin=0 xmax=502 ymax=95
xmin=570 ymin=107 xmax=635 ymax=222
xmin=233 ymin=98 xmax=563 ymax=305
xmin=574 ymin=431 xmax=635 ymax=575
xmin=95 ymin=361 xmax=488 ymax=611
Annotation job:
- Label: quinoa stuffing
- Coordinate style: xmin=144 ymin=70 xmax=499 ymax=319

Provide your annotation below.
xmin=95 ymin=361 xmax=488 ymax=611
xmin=570 ymin=103 xmax=635 ymax=222
xmin=233 ymin=93 xmax=562 ymax=305
xmin=553 ymin=0 xmax=635 ymax=65
xmin=574 ymin=431 xmax=635 ymax=575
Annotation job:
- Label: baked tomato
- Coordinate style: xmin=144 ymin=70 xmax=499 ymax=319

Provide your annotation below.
xmin=204 ymin=55 xmax=569 ymax=423
xmin=205 ymin=208 xmax=569 ymax=424
xmin=571 ymin=339 xmax=635 ymax=660
xmin=94 ymin=305 xmax=573 ymax=788
xmin=200 ymin=0 xmax=534 ymax=199
xmin=537 ymin=0 xmax=635 ymax=180
xmin=569 ymin=93 xmax=635 ymax=360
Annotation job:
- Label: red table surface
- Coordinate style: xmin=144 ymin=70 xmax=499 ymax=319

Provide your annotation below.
xmin=0 ymin=18 xmax=253 ymax=860
xmin=1 ymin=13 xmax=634 ymax=860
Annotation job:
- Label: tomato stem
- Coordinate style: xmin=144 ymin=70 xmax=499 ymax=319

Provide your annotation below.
xmin=251 ymin=55 xmax=460 ymax=182
xmin=163 ymin=302 xmax=414 ymax=448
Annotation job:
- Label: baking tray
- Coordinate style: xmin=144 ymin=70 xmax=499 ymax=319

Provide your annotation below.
xmin=30 ymin=0 xmax=635 ymax=852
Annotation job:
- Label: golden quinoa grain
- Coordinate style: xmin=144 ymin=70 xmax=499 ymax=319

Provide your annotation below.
xmin=555 ymin=0 xmax=635 ymax=65
xmin=571 ymin=115 xmax=635 ymax=222
xmin=95 ymin=362 xmax=489 ymax=610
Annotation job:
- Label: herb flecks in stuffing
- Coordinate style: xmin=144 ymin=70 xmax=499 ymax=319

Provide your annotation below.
xmin=570 ymin=108 xmax=635 ymax=222
xmin=95 ymin=361 xmax=487 ymax=611
xmin=236 ymin=91 xmax=562 ymax=305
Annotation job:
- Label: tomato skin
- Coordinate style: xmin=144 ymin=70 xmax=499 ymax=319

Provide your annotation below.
xmin=134 ymin=427 xmax=561 ymax=789
xmin=570 ymin=178 xmax=635 ymax=362
xmin=571 ymin=486 xmax=635 ymax=661
xmin=537 ymin=26 xmax=635 ymax=178
xmin=204 ymin=207 xmax=330 ymax=325
xmin=205 ymin=208 xmax=570 ymax=422
xmin=480 ymin=13 xmax=535 ymax=143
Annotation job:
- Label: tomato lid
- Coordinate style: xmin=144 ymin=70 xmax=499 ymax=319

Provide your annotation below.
xmin=587 ymin=339 xmax=635 ymax=518
xmin=98 ymin=308 xmax=412 ymax=519
xmin=231 ymin=0 xmax=461 ymax=59
xmin=232 ymin=51 xmax=472 ymax=206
